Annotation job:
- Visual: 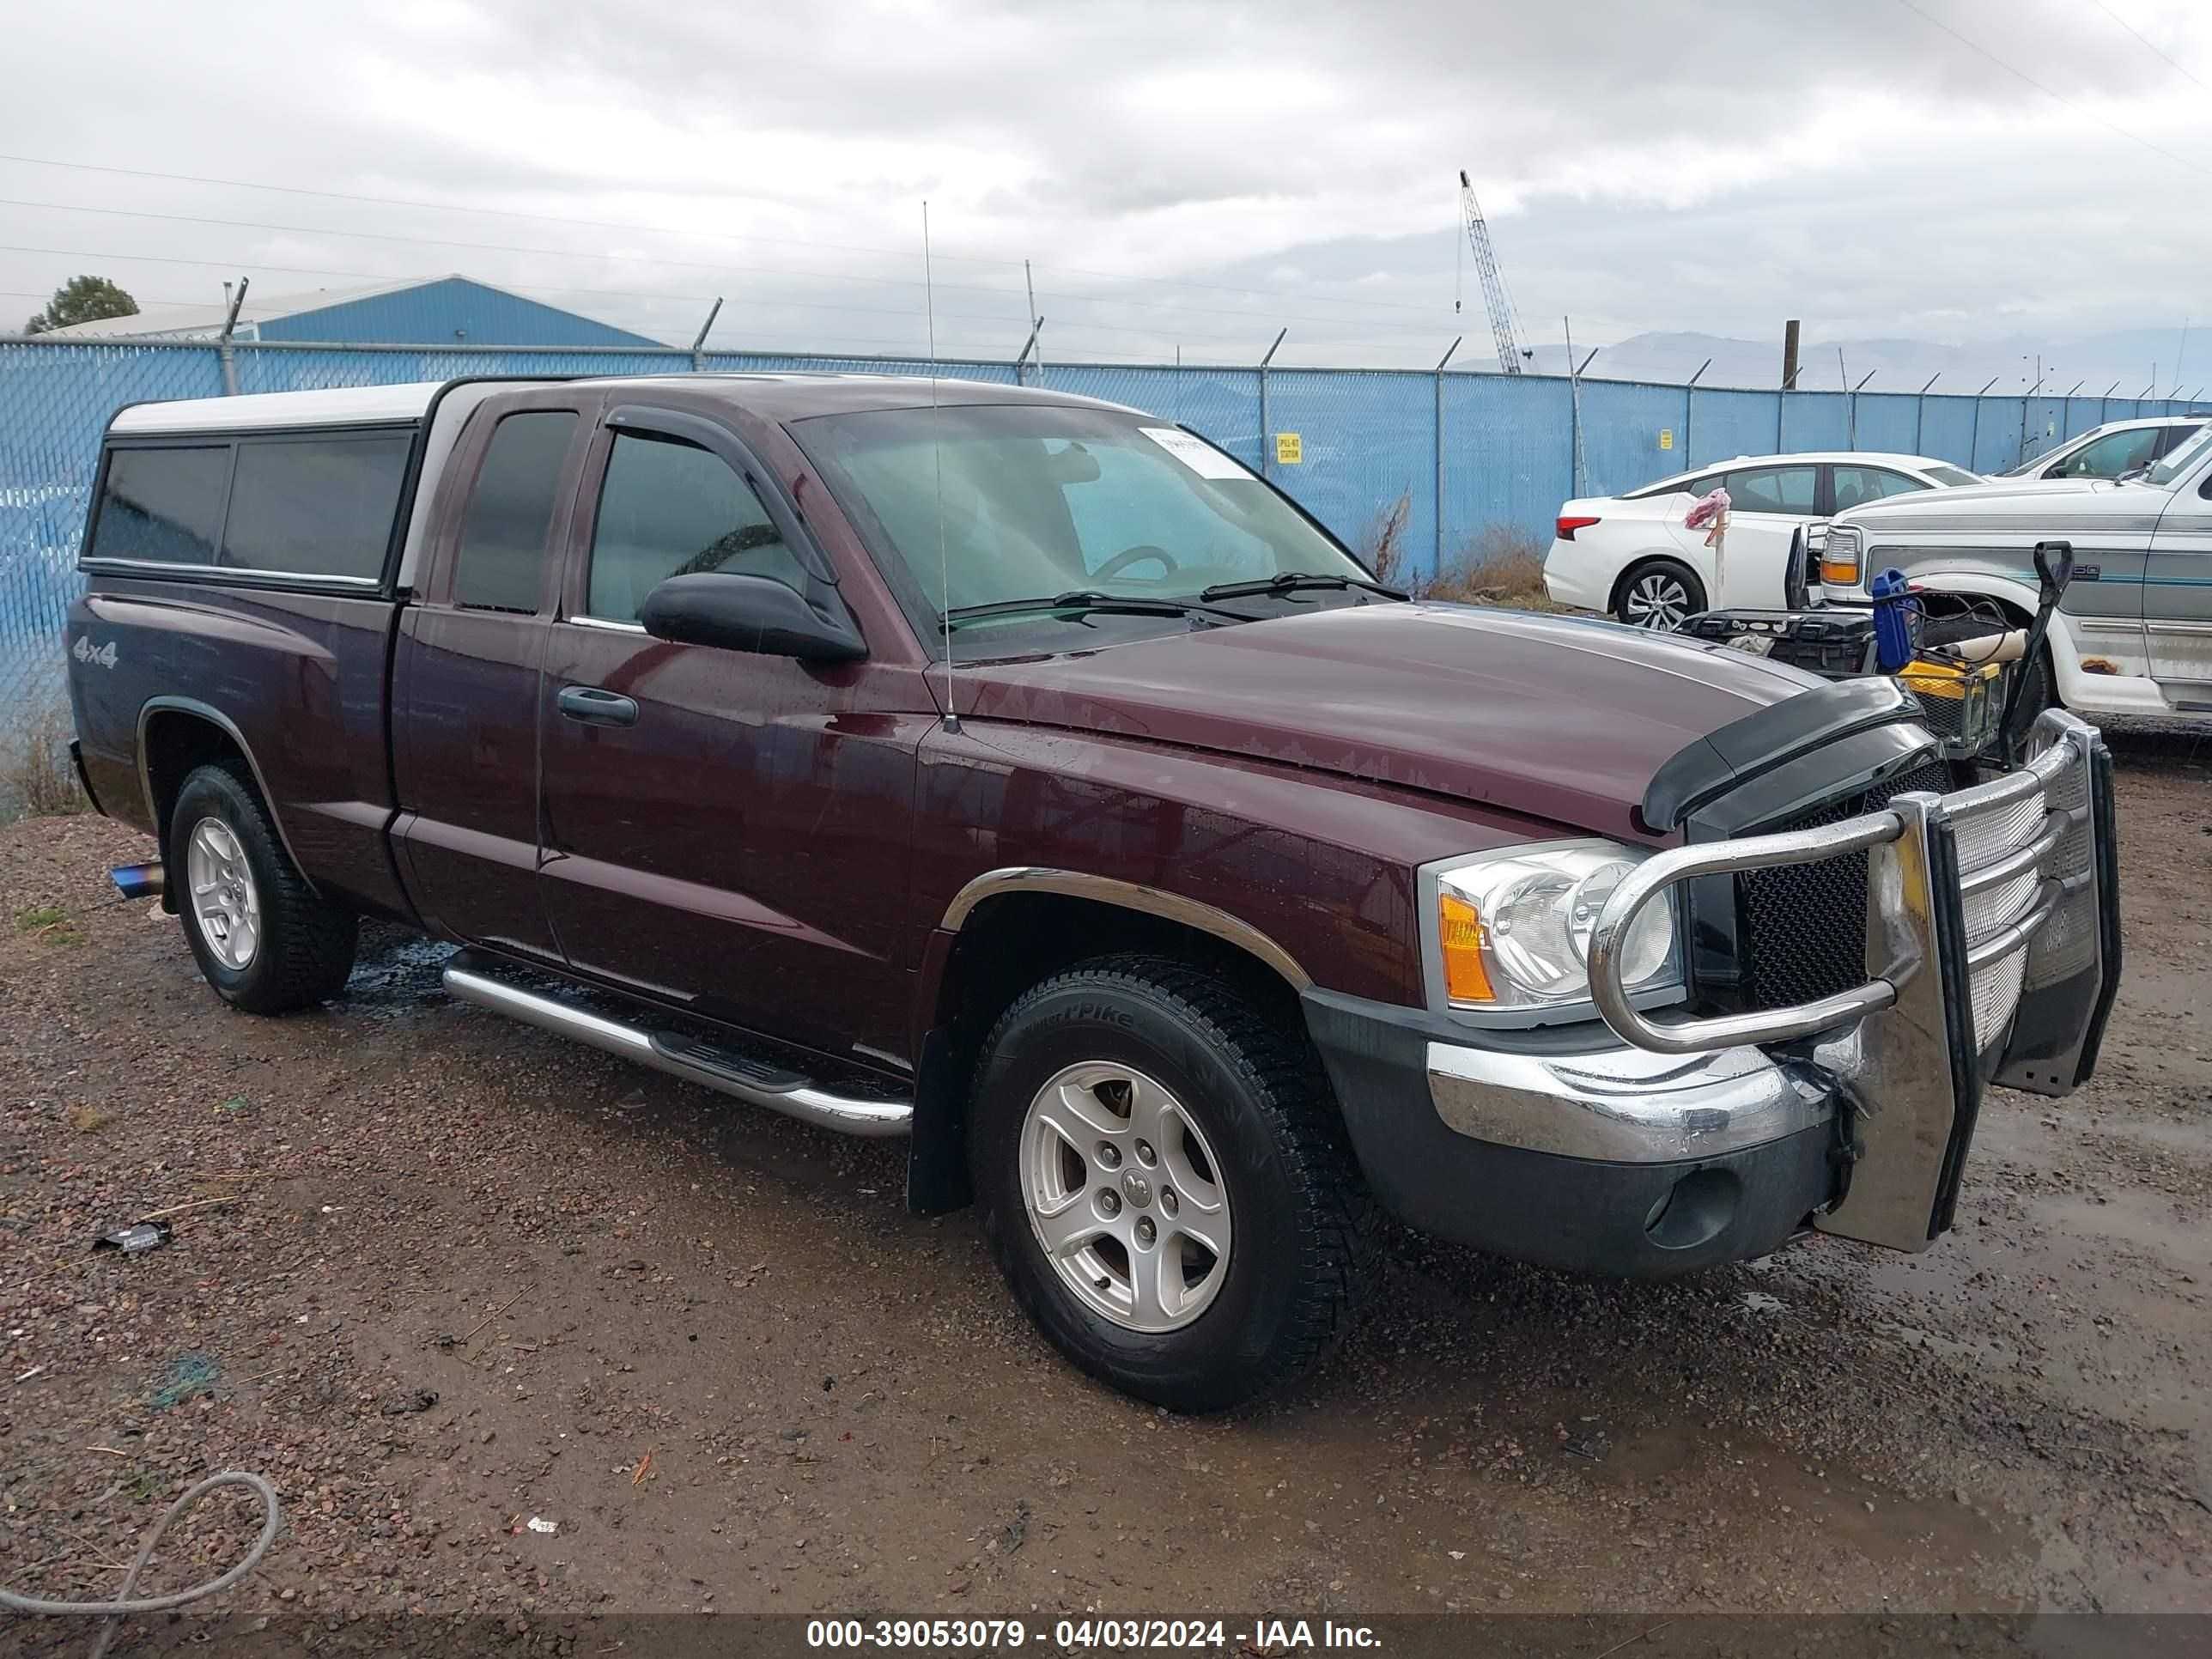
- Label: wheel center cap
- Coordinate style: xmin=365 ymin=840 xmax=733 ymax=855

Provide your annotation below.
xmin=1120 ymin=1170 xmax=1152 ymax=1209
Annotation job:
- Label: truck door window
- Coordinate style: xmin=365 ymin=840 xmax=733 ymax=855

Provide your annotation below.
xmin=2051 ymin=428 xmax=2158 ymax=478
xmin=585 ymin=429 xmax=803 ymax=623
xmin=1724 ymin=466 xmax=1817 ymax=515
xmin=453 ymin=410 xmax=577 ymax=612
xmin=88 ymin=446 xmax=231 ymax=565
xmin=1831 ymin=466 xmax=1923 ymax=512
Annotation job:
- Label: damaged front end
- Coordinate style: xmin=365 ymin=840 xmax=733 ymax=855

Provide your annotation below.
xmin=1589 ymin=705 xmax=2118 ymax=1251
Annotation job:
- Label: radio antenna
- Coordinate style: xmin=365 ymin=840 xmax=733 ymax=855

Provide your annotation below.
xmin=925 ymin=198 xmax=958 ymax=733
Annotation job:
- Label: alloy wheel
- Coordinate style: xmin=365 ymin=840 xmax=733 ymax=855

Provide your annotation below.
xmin=186 ymin=817 xmax=261 ymax=970
xmin=1018 ymin=1060 xmax=1234 ymax=1334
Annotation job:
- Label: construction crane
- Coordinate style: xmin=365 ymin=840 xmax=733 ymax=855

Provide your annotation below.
xmin=1456 ymin=169 xmax=1531 ymax=374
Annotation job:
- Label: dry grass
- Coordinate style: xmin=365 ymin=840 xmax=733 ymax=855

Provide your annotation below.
xmin=0 ymin=699 xmax=88 ymax=822
xmin=1420 ymin=525 xmax=1574 ymax=613
xmin=1358 ymin=489 xmax=1415 ymax=591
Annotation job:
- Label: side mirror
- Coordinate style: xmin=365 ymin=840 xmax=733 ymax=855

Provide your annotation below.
xmin=639 ymin=573 xmax=866 ymax=663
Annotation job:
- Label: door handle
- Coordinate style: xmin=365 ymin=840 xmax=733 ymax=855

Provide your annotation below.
xmin=556 ymin=685 xmax=640 ymax=727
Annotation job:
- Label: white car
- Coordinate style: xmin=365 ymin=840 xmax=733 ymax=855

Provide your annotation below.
xmin=1542 ymin=451 xmax=1984 ymax=628
xmin=2001 ymin=415 xmax=2206 ymax=482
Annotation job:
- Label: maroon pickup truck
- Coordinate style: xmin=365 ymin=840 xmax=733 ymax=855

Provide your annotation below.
xmin=64 ymin=374 xmax=2120 ymax=1410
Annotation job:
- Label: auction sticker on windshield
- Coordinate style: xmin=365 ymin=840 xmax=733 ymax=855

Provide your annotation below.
xmin=1141 ymin=426 xmax=1254 ymax=480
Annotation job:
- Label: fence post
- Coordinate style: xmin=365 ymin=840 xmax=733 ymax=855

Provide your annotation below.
xmin=1433 ymin=337 xmax=1460 ymax=580
xmin=1683 ymin=357 xmax=1708 ymax=471
xmin=689 ymin=297 xmax=723 ymax=373
xmin=1775 ymin=389 xmax=1785 ymax=454
xmin=1257 ymin=328 xmax=1285 ymax=479
xmin=1915 ymin=373 xmax=1938 ymax=455
xmin=216 ymin=277 xmax=249 ymax=396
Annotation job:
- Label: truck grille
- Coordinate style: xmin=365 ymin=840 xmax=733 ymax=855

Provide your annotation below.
xmin=1740 ymin=760 xmax=1954 ymax=1012
xmin=1740 ymin=748 xmax=2089 ymax=1052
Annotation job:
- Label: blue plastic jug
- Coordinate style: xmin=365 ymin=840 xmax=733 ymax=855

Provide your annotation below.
xmin=1870 ymin=567 xmax=1915 ymax=672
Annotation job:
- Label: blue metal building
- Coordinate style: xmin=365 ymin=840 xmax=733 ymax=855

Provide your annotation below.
xmin=40 ymin=274 xmax=662 ymax=348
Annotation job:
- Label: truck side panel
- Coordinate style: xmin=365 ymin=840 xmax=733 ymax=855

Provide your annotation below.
xmin=67 ymin=579 xmax=416 ymax=921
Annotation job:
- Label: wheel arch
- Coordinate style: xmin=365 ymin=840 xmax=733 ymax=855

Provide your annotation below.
xmin=1889 ymin=570 xmax=2092 ymax=708
xmin=904 ymin=872 xmax=1316 ymax=1215
xmin=137 ymin=698 xmax=318 ymax=904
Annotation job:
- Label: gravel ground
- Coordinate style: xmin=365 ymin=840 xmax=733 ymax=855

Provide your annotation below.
xmin=2 ymin=731 xmax=2207 ymax=1651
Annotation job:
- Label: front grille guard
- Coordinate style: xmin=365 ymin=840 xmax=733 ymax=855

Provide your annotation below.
xmin=1589 ymin=711 xmax=2117 ymax=1250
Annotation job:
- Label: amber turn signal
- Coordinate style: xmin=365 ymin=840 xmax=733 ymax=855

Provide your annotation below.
xmin=1819 ymin=553 xmax=1862 ymax=586
xmin=1437 ymin=891 xmax=1494 ymax=1003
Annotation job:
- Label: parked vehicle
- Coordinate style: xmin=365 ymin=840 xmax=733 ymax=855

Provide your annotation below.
xmin=1820 ymin=422 xmax=2212 ymax=722
xmin=2002 ymin=415 xmax=2206 ymax=482
xmin=67 ymin=376 xmax=2118 ymax=1411
xmin=1544 ymin=452 xmax=1984 ymax=628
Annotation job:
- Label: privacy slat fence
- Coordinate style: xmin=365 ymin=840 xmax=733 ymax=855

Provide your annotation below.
xmin=2 ymin=335 xmax=2196 ymax=710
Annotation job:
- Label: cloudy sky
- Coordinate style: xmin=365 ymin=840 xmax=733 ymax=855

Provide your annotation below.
xmin=5 ymin=0 xmax=2209 ymax=380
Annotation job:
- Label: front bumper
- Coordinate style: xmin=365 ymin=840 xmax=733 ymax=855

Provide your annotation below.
xmin=1305 ymin=993 xmax=1841 ymax=1276
xmin=1304 ymin=711 xmax=2119 ymax=1275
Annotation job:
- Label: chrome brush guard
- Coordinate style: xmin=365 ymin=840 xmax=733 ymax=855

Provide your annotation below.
xmin=1588 ymin=711 xmax=2118 ymax=1251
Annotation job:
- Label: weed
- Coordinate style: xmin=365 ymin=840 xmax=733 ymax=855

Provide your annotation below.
xmin=66 ymin=1103 xmax=110 ymax=1133
xmin=0 ymin=700 xmax=88 ymax=822
xmin=1359 ymin=490 xmax=1414 ymax=591
xmin=1425 ymin=526 xmax=1570 ymax=611
xmin=13 ymin=904 xmax=83 ymax=945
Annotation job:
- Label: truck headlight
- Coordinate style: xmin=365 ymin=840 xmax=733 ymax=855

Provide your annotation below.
xmin=1433 ymin=841 xmax=1680 ymax=1013
xmin=1820 ymin=526 xmax=1864 ymax=588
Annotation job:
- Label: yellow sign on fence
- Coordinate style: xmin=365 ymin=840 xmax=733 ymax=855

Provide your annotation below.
xmin=1658 ymin=428 xmax=1674 ymax=451
xmin=1274 ymin=432 xmax=1303 ymax=465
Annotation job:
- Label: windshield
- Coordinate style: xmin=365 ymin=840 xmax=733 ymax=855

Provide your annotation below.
xmin=792 ymin=404 xmax=1376 ymax=651
xmin=2144 ymin=425 xmax=2212 ymax=488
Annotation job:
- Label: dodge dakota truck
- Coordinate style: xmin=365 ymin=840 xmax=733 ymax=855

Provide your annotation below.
xmin=64 ymin=374 xmax=2121 ymax=1410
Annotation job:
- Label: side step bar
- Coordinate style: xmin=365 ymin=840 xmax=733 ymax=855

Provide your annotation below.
xmin=441 ymin=960 xmax=912 ymax=1139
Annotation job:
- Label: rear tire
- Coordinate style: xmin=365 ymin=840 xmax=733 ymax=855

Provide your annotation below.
xmin=169 ymin=760 xmax=357 ymax=1014
xmin=1613 ymin=558 xmax=1706 ymax=629
xmin=968 ymin=954 xmax=1376 ymax=1413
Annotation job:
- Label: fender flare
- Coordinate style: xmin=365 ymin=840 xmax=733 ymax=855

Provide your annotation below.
xmin=136 ymin=696 xmax=320 ymax=896
xmin=936 ymin=867 xmax=1313 ymax=990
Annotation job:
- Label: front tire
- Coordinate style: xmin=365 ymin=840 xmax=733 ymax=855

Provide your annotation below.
xmin=969 ymin=955 xmax=1376 ymax=1413
xmin=169 ymin=760 xmax=358 ymax=1014
xmin=1613 ymin=557 xmax=1706 ymax=629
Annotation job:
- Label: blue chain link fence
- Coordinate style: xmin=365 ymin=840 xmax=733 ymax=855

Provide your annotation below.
xmin=2 ymin=335 xmax=2198 ymax=717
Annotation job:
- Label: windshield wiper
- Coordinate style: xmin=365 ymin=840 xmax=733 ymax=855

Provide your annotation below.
xmin=941 ymin=590 xmax=1255 ymax=630
xmin=1197 ymin=570 xmax=1407 ymax=602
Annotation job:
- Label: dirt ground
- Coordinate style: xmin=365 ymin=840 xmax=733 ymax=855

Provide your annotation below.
xmin=2 ymin=728 xmax=2208 ymax=1651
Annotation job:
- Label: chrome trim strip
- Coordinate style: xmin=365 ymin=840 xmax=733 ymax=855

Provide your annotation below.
xmin=83 ymin=556 xmax=382 ymax=589
xmin=562 ymin=615 xmax=648 ymax=635
xmin=134 ymin=696 xmax=319 ymax=895
xmin=1425 ymin=1037 xmax=1831 ymax=1162
xmin=1587 ymin=812 xmax=1906 ymax=1054
xmin=442 ymin=963 xmax=913 ymax=1139
xmin=938 ymin=868 xmax=1313 ymax=989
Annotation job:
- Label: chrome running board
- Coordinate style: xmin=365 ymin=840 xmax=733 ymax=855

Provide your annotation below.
xmin=441 ymin=959 xmax=912 ymax=1139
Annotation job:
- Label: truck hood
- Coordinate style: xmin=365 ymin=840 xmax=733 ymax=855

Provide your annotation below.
xmin=955 ymin=603 xmax=1819 ymax=842
xmin=1838 ymin=476 xmax=2163 ymax=524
